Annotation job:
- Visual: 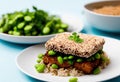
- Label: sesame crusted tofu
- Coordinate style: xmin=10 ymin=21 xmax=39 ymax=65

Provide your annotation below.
xmin=45 ymin=32 xmax=105 ymax=58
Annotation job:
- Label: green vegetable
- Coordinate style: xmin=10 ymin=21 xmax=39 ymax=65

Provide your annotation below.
xmin=69 ymin=77 xmax=78 ymax=82
xmin=68 ymin=32 xmax=84 ymax=43
xmin=63 ymin=56 xmax=68 ymax=60
xmin=76 ymin=58 xmax=83 ymax=62
xmin=17 ymin=22 xmax=25 ymax=29
xmin=36 ymin=63 xmax=46 ymax=73
xmin=68 ymin=60 xmax=74 ymax=65
xmin=68 ymin=55 xmax=74 ymax=59
xmin=24 ymin=25 xmax=32 ymax=31
xmin=0 ymin=6 xmax=68 ymax=36
xmin=24 ymin=16 xmax=32 ymax=21
xmin=61 ymin=23 xmax=68 ymax=29
xmin=57 ymin=56 xmax=63 ymax=64
xmin=8 ymin=30 xmax=13 ymax=35
xmin=93 ymin=67 xmax=101 ymax=74
xmin=32 ymin=31 xmax=37 ymax=36
xmin=94 ymin=53 xmax=101 ymax=59
xmin=35 ymin=64 xmax=41 ymax=68
xmin=51 ymin=64 xmax=58 ymax=69
xmin=58 ymin=29 xmax=64 ymax=33
xmin=42 ymin=27 xmax=50 ymax=34
xmin=48 ymin=50 xmax=56 ymax=56
xmin=36 ymin=59 xmax=42 ymax=63
xmin=0 ymin=28 xmax=4 ymax=33
xmin=13 ymin=31 xmax=20 ymax=36
xmin=38 ymin=53 xmax=44 ymax=58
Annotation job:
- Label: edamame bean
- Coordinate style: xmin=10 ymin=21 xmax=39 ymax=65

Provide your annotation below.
xmin=0 ymin=28 xmax=3 ymax=33
xmin=35 ymin=64 xmax=41 ymax=68
xmin=13 ymin=31 xmax=20 ymax=36
xmin=48 ymin=50 xmax=56 ymax=55
xmin=0 ymin=6 xmax=68 ymax=36
xmin=61 ymin=23 xmax=68 ymax=29
xmin=55 ymin=24 xmax=60 ymax=29
xmin=24 ymin=16 xmax=32 ymax=21
xmin=58 ymin=29 xmax=64 ymax=33
xmin=24 ymin=25 xmax=32 ymax=31
xmin=13 ymin=26 xmax=17 ymax=31
xmin=63 ymin=56 xmax=68 ymax=60
xmin=93 ymin=67 xmax=101 ymax=74
xmin=57 ymin=56 xmax=63 ymax=64
xmin=69 ymin=77 xmax=78 ymax=82
xmin=68 ymin=56 xmax=74 ymax=59
xmin=95 ymin=53 xmax=101 ymax=59
xmin=36 ymin=64 xmax=46 ymax=73
xmin=32 ymin=31 xmax=37 ymax=35
xmin=8 ymin=30 xmax=13 ymax=35
xmin=8 ymin=20 xmax=14 ymax=25
xmin=76 ymin=58 xmax=83 ymax=62
xmin=36 ymin=58 xmax=42 ymax=63
xmin=42 ymin=27 xmax=50 ymax=34
xmin=17 ymin=22 xmax=25 ymax=29
xmin=38 ymin=54 xmax=44 ymax=58
xmin=51 ymin=64 xmax=58 ymax=69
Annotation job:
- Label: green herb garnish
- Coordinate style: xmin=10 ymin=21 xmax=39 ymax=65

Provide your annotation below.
xmin=68 ymin=32 xmax=84 ymax=43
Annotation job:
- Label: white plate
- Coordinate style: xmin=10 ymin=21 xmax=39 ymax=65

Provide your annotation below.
xmin=0 ymin=13 xmax=83 ymax=44
xmin=16 ymin=36 xmax=120 ymax=82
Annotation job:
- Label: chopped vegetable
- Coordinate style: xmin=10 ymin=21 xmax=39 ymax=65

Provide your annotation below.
xmin=68 ymin=32 xmax=84 ymax=43
xmin=0 ymin=6 xmax=68 ymax=36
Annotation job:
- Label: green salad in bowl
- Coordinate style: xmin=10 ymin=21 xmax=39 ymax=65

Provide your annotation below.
xmin=0 ymin=6 xmax=68 ymax=36
xmin=0 ymin=6 xmax=83 ymax=44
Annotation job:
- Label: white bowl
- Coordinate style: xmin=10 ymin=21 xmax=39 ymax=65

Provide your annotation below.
xmin=0 ymin=13 xmax=84 ymax=44
xmin=84 ymin=0 xmax=120 ymax=32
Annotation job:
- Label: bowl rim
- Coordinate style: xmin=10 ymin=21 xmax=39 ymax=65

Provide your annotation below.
xmin=0 ymin=32 xmax=56 ymax=38
xmin=84 ymin=0 xmax=120 ymax=17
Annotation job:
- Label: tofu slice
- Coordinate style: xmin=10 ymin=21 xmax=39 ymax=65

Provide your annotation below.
xmin=45 ymin=32 xmax=105 ymax=58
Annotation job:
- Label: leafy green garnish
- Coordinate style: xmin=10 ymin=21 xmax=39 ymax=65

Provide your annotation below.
xmin=68 ymin=32 xmax=84 ymax=43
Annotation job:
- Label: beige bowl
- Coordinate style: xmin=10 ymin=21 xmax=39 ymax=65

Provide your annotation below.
xmin=84 ymin=0 xmax=120 ymax=32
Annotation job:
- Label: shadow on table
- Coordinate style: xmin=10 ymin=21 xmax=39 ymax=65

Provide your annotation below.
xmin=81 ymin=26 xmax=120 ymax=40
xmin=0 ymin=39 xmax=40 ymax=50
